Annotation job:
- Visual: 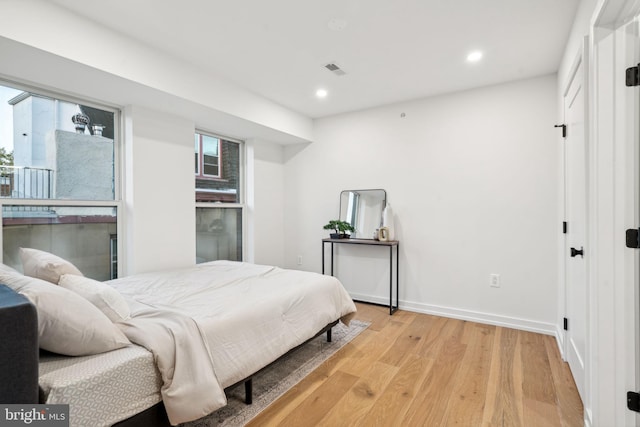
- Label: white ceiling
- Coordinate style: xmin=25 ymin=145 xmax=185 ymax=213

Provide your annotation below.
xmin=49 ymin=0 xmax=580 ymax=119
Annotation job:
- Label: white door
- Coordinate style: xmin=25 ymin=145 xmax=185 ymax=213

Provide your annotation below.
xmin=564 ymin=57 xmax=587 ymax=403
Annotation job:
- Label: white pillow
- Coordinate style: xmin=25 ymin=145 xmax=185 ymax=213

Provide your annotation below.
xmin=59 ymin=274 xmax=131 ymax=322
xmin=20 ymin=247 xmax=83 ymax=284
xmin=0 ymin=262 xmax=20 ymax=276
xmin=0 ymin=263 xmax=22 ymax=286
xmin=0 ymin=267 xmax=42 ymax=293
xmin=17 ymin=277 xmax=130 ymax=356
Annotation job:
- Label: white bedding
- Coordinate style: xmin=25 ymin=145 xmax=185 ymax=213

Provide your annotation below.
xmin=107 ymin=261 xmax=356 ymax=425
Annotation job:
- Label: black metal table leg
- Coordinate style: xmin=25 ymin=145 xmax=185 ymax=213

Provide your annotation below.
xmin=396 ymin=243 xmax=399 ymax=313
xmin=321 ymin=238 xmax=399 ymax=315
xmin=389 ymin=243 xmax=398 ymax=314
xmin=389 ymin=245 xmax=393 ymax=315
xmin=330 ymin=242 xmax=334 ymax=276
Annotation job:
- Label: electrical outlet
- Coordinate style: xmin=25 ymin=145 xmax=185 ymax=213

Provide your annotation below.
xmin=490 ymin=273 xmax=501 ymax=288
xmin=297 ymin=255 xmax=302 ymax=265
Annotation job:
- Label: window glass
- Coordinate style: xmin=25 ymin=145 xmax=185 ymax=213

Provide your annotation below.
xmin=0 ymin=83 xmax=115 ymax=201
xmin=3 ymin=205 xmax=118 ymax=280
xmin=196 ymin=207 xmax=242 ymax=263
xmin=202 ymin=135 xmax=219 ymax=177
xmin=195 ymin=131 xmax=241 ymax=203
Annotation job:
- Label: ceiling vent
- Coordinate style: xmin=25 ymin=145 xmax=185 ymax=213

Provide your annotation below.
xmin=324 ymin=62 xmax=346 ymax=76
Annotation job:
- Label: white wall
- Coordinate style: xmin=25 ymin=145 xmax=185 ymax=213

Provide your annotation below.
xmin=284 ymin=75 xmax=559 ymax=333
xmin=123 ymin=105 xmax=196 ymax=274
xmin=246 ymin=140 xmax=286 ymax=267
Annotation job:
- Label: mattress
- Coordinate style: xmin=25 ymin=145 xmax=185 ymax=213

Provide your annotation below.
xmin=107 ymin=260 xmax=357 ymax=424
xmin=39 ymin=344 xmax=161 ymax=427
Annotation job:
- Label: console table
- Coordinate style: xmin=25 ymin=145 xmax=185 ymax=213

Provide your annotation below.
xmin=322 ymin=238 xmax=399 ymax=315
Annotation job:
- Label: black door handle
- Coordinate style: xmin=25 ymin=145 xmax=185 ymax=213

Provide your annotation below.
xmin=570 ymin=247 xmax=584 ymax=258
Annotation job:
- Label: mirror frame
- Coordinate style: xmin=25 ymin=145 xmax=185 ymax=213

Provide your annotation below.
xmin=339 ymin=189 xmax=387 ymax=240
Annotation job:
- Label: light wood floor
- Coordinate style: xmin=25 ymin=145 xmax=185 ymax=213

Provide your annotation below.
xmin=248 ymin=302 xmax=583 ymax=427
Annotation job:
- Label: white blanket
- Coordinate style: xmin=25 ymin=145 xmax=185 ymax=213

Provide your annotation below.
xmin=108 ymin=261 xmax=356 ymax=425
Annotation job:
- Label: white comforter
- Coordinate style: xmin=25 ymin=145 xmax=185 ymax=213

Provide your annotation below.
xmin=107 ymin=261 xmax=356 ymax=425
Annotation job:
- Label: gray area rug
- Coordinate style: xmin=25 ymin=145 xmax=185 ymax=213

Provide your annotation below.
xmin=181 ymin=319 xmax=369 ymax=427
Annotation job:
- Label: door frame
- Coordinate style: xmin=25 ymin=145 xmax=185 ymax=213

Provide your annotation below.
xmin=588 ymin=2 xmax=640 ymax=425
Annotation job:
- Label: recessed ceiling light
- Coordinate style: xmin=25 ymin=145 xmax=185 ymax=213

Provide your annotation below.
xmin=467 ymin=51 xmax=483 ymax=63
xmin=316 ymin=89 xmax=328 ymax=98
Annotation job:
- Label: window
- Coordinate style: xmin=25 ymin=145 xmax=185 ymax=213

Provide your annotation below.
xmin=195 ymin=131 xmax=243 ymax=263
xmin=195 ymin=134 xmax=220 ymax=177
xmin=0 ymin=81 xmax=120 ymax=278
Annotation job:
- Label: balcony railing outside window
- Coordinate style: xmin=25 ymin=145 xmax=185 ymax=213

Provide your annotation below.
xmin=0 ymin=166 xmax=53 ymax=199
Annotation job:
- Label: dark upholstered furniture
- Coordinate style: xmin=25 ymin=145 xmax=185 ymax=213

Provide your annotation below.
xmin=0 ymin=284 xmax=39 ymax=404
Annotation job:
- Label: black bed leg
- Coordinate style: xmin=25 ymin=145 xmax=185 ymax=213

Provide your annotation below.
xmin=244 ymin=379 xmax=253 ymax=405
xmin=327 ymin=328 xmax=332 ymax=342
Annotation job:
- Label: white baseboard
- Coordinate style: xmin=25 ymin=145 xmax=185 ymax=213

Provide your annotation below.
xmin=584 ymin=408 xmax=592 ymax=427
xmin=350 ymin=292 xmax=557 ymax=336
xmin=554 ymin=324 xmax=566 ymax=361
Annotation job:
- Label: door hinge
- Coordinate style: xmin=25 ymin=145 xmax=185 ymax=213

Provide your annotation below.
xmin=626 ymin=228 xmax=640 ymax=248
xmin=554 ymin=124 xmax=567 ymax=138
xmin=563 ymin=222 xmax=567 ymax=234
xmin=563 ymin=317 xmax=568 ymax=331
xmin=627 ymin=391 xmax=640 ymax=412
xmin=626 ymin=64 xmax=640 ymax=87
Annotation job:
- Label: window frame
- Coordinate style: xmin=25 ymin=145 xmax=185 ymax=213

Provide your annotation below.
xmin=0 ymin=78 xmax=123 ymax=274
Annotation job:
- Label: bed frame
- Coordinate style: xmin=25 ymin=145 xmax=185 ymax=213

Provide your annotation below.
xmin=0 ymin=284 xmax=337 ymax=427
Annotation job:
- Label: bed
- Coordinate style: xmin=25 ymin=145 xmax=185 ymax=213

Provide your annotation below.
xmin=0 ymin=250 xmax=357 ymax=427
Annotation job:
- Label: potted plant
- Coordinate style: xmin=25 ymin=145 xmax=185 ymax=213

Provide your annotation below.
xmin=323 ymin=220 xmax=355 ymax=239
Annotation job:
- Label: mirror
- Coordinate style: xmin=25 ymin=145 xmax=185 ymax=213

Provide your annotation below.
xmin=339 ymin=189 xmax=387 ymax=239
